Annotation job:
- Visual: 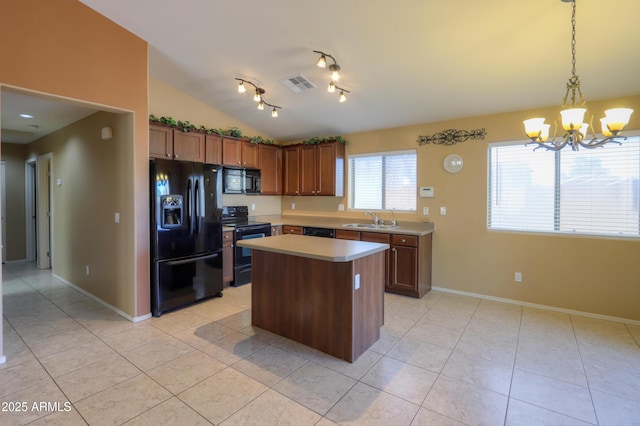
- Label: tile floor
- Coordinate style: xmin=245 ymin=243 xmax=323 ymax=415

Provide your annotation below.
xmin=1 ymin=262 xmax=639 ymax=425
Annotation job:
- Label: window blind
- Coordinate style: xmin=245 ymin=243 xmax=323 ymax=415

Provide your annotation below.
xmin=488 ymin=137 xmax=640 ymax=237
xmin=349 ymin=151 xmax=417 ymax=211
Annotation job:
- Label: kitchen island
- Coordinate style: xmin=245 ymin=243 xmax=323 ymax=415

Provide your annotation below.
xmin=237 ymin=234 xmax=389 ymax=362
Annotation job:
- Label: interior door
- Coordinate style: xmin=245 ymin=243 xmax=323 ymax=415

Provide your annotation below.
xmin=36 ymin=154 xmax=52 ymax=269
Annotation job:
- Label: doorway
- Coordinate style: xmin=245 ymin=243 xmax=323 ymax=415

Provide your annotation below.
xmin=1 ymin=160 xmax=6 ymax=264
xmin=36 ymin=154 xmax=52 ymax=269
xmin=25 ymin=160 xmax=36 ymax=262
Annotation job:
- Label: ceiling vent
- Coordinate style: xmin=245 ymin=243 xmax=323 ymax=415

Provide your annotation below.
xmin=280 ymin=74 xmax=317 ymax=93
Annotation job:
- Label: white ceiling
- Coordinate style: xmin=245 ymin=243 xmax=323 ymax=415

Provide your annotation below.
xmin=3 ymin=1 xmax=640 ymax=144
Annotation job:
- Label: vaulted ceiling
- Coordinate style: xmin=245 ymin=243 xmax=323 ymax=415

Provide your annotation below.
xmin=4 ymin=1 xmax=640 ymax=144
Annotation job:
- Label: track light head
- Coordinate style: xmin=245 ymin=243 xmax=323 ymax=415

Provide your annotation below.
xmin=329 ymin=64 xmax=341 ymax=81
xmin=237 ymin=80 xmax=246 ymax=93
xmin=271 ymin=107 xmax=278 ymax=118
xmin=339 ymin=90 xmax=347 ymax=103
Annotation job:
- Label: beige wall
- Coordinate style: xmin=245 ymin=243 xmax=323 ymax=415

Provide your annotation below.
xmin=1 ymin=143 xmax=28 ymax=261
xmin=0 ymin=0 xmax=149 ymax=329
xmin=283 ymin=95 xmax=640 ymax=322
xmin=25 ymin=111 xmax=135 ymax=311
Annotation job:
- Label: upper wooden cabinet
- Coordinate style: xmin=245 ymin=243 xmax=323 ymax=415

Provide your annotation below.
xmin=284 ymin=141 xmax=345 ymax=196
xmin=173 ymin=130 xmax=205 ymax=162
xmin=283 ymin=145 xmax=301 ymax=196
xmin=222 ymin=137 xmax=258 ymax=168
xmin=149 ymin=124 xmax=173 ymax=159
xmin=149 ymin=123 xmax=208 ymax=163
xmin=205 ymin=133 xmax=223 ymax=165
xmin=258 ymin=144 xmax=282 ymax=195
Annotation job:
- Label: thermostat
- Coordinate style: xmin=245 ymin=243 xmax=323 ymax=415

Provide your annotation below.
xmin=419 ymin=187 xmax=435 ymax=198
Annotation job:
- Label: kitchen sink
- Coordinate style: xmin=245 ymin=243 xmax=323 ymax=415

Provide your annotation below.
xmin=341 ymin=223 xmax=397 ymax=229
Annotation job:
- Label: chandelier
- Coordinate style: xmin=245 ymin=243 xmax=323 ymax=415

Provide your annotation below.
xmin=523 ymin=0 xmax=633 ymax=151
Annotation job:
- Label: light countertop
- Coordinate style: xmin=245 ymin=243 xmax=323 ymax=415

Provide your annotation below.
xmin=236 ymin=234 xmax=389 ymax=262
xmin=252 ymin=214 xmax=434 ymax=236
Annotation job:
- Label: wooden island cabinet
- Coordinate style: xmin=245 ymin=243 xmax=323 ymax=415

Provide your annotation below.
xmin=238 ymin=234 xmax=388 ymax=362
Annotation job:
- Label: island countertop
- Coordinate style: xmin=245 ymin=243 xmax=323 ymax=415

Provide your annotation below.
xmin=237 ymin=234 xmax=389 ymax=262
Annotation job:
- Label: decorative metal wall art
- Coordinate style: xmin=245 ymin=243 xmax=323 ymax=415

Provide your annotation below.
xmin=417 ymin=128 xmax=487 ymax=146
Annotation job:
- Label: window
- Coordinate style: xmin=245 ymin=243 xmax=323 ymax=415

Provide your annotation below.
xmin=348 ymin=150 xmax=417 ymax=211
xmin=488 ymin=137 xmax=640 ymax=237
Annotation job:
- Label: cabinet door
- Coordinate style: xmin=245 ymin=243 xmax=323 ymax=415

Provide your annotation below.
xmin=271 ymin=225 xmax=283 ymax=236
xmin=149 ymin=124 xmax=173 ymax=159
xmin=242 ymin=142 xmax=259 ymax=168
xmin=390 ymin=245 xmax=418 ymax=294
xmin=222 ymin=138 xmax=243 ymax=166
xmin=223 ymin=231 xmax=234 ymax=285
xmin=205 ymin=134 xmax=223 ymax=165
xmin=283 ymin=146 xmax=300 ymax=196
xmin=300 ymin=144 xmax=317 ymax=195
xmin=258 ymin=144 xmax=282 ymax=195
xmin=316 ymin=142 xmax=344 ymax=196
xmin=173 ymin=130 xmax=205 ymax=162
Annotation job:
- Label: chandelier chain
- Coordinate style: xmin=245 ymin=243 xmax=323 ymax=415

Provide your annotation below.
xmin=570 ymin=0 xmax=577 ymax=78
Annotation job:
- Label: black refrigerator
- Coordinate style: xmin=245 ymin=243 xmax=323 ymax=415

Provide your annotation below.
xmin=150 ymin=159 xmax=223 ymax=317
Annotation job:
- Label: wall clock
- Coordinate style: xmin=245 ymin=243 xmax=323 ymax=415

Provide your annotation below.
xmin=443 ymin=154 xmax=463 ymax=173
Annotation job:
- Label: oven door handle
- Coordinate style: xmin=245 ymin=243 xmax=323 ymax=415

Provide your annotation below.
xmin=166 ymin=252 xmax=219 ymax=266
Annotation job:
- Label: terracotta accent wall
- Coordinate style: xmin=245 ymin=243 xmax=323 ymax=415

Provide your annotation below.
xmin=0 ymin=0 xmax=149 ymax=319
xmin=283 ymin=95 xmax=640 ymax=322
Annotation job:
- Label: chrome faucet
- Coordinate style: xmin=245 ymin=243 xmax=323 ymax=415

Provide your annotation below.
xmin=390 ymin=208 xmax=397 ymax=227
xmin=365 ymin=210 xmax=379 ymax=225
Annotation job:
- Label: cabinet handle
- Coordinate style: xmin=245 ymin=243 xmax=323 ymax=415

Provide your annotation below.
xmin=175 ymin=155 xmax=179 ymax=159
xmin=166 ymin=154 xmax=171 ymax=158
xmin=402 ymin=239 xmax=406 ymax=243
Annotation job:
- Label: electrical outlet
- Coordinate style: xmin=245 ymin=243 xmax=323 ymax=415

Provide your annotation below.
xmin=354 ymin=273 xmax=360 ymax=290
xmin=440 ymin=206 xmax=447 ymax=215
xmin=114 ymin=212 xmax=120 ymax=223
xmin=291 ymin=203 xmax=296 ymax=210
xmin=423 ymin=207 xmax=429 ymax=216
xmin=251 ymin=203 xmax=256 ymax=211
xmin=338 ymin=204 xmax=345 ymax=211
xmin=515 ymin=272 xmax=522 ymax=282
xmin=86 ymin=265 xmax=90 ymax=276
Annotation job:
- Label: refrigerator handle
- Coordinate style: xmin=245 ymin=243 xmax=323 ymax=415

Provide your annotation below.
xmin=186 ymin=178 xmax=192 ymax=234
xmin=194 ymin=177 xmax=201 ymax=236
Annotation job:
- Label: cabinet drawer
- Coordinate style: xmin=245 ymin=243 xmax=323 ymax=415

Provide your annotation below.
xmin=360 ymin=232 xmax=390 ymax=243
xmin=391 ymin=234 xmax=417 ymax=247
xmin=223 ymin=231 xmax=234 ymax=246
xmin=335 ymin=229 xmax=361 ymax=240
xmin=283 ymin=225 xmax=302 ymax=235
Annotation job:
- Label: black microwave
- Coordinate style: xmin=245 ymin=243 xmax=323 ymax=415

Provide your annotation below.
xmin=223 ymin=168 xmax=261 ymax=194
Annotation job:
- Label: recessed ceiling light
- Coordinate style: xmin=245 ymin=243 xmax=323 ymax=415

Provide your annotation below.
xmin=19 ymin=113 xmax=35 ymax=119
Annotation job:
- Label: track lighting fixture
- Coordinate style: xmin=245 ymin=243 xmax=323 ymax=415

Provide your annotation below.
xmin=328 ymin=83 xmax=349 ymax=103
xmin=315 ymin=50 xmax=351 ymax=102
xmin=235 ymin=78 xmax=281 ymax=118
xmin=314 ymin=50 xmax=342 ymax=81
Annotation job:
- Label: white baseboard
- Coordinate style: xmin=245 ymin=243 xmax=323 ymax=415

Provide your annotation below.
xmin=53 ymin=274 xmax=150 ymax=323
xmin=432 ymin=286 xmax=640 ymax=326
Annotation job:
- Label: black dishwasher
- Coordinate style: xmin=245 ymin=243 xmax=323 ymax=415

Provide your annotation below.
xmin=302 ymin=227 xmax=335 ymax=238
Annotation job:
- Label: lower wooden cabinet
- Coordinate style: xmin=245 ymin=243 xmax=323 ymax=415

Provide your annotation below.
xmin=389 ymin=233 xmax=431 ymax=298
xmin=282 ymin=225 xmax=302 ymax=235
xmin=222 ymin=230 xmax=234 ymax=286
xmin=335 ymin=229 xmax=432 ymax=298
xmin=334 ymin=229 xmax=361 ymax=240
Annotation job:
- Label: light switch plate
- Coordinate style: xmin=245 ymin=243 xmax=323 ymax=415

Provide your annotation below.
xmin=354 ymin=274 xmax=360 ymax=290
xmin=440 ymin=206 xmax=447 ymax=215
